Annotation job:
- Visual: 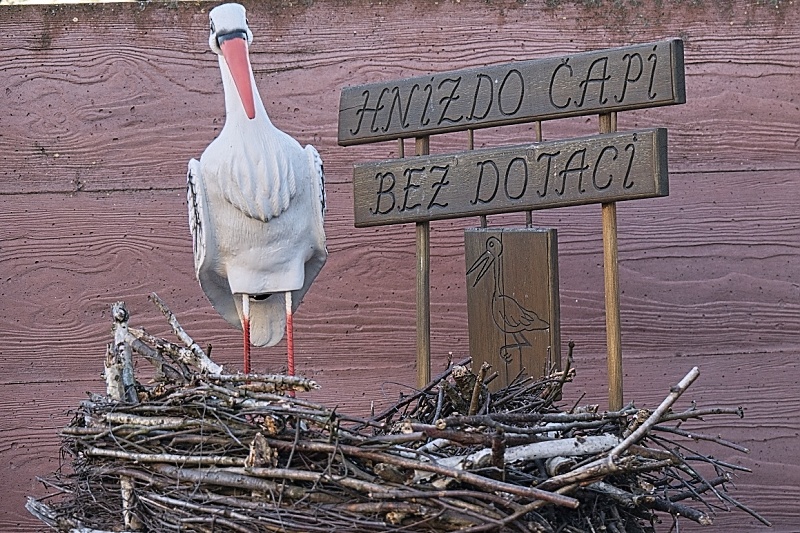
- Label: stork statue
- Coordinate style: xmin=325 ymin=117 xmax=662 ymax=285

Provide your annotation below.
xmin=187 ymin=3 xmax=327 ymax=375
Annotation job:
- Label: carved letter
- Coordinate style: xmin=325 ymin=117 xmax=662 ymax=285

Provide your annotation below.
xmin=646 ymin=47 xmax=658 ymax=99
xmin=592 ymin=145 xmax=618 ymax=190
xmin=536 ymin=151 xmax=560 ymax=198
xmin=400 ymin=167 xmax=424 ymax=211
xmin=350 ymin=90 xmax=381 ymax=136
xmin=615 ymin=53 xmax=643 ymax=104
xmin=549 ymin=59 xmax=573 ymax=109
xmin=472 ymin=160 xmax=500 ymax=205
xmin=576 ymin=57 xmax=610 ymax=107
xmin=369 ymin=88 xmax=391 ymax=133
xmin=371 ymin=172 xmax=396 ymax=215
xmin=622 ymin=142 xmax=636 ymax=189
xmin=427 ymin=165 xmax=450 ymax=209
xmin=384 ymin=85 xmax=419 ymax=132
xmin=503 ymin=157 xmax=528 ymax=200
xmin=557 ymin=149 xmax=589 ymax=194
xmin=498 ymin=69 xmax=524 ymax=116
xmin=420 ymin=80 xmax=434 ymax=126
xmin=438 ymin=77 xmax=464 ymax=124
xmin=468 ymin=73 xmax=494 ymax=121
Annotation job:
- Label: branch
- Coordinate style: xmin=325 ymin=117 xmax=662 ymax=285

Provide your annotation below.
xmin=148 ymin=292 xmax=223 ymax=374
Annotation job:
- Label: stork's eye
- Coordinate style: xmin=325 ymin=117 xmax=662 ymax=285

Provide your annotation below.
xmin=210 ymin=21 xmax=216 ymax=33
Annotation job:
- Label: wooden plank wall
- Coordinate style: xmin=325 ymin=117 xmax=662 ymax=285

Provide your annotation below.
xmin=1 ymin=0 xmax=798 ymax=529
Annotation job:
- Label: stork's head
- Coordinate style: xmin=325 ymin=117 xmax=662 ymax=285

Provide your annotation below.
xmin=209 ymin=3 xmax=256 ymax=120
xmin=467 ymin=237 xmax=503 ymax=287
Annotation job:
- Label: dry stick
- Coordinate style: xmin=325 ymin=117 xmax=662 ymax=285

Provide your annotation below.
xmin=26 ymin=498 xmax=134 ymax=533
xmin=149 ymin=464 xmax=310 ymax=500
xmin=124 ymin=332 xmax=188 ymax=382
xmin=652 ymin=424 xmax=750 ymax=453
xmin=610 ymin=367 xmax=700 ymax=457
xmin=264 ymin=437 xmax=579 ymax=508
xmin=458 ymin=485 xmax=577 ymax=533
xmin=669 ymin=475 xmax=731 ymax=504
xmin=103 ymin=343 xmax=127 ymax=405
xmin=148 ymin=292 xmax=223 ymax=374
xmin=415 ymin=135 xmax=431 ymax=388
xmin=370 ymin=356 xmax=472 ymax=424
xmin=209 ymin=373 xmax=319 ymax=392
xmin=126 ymin=327 xmax=195 ymax=374
xmin=433 ymin=434 xmax=622 ymax=471
xmin=138 ymin=493 xmax=286 ymax=533
xmin=180 ymin=516 xmax=254 ymax=533
xmin=439 ymin=407 xmax=637 ymax=429
xmin=107 ymin=302 xmax=142 ymax=532
xmin=230 ymin=466 xmax=389 ymax=496
xmin=370 ymin=487 xmax=525 ymax=512
xmin=588 ymin=482 xmax=713 ymax=526
xmin=111 ymin=302 xmax=138 ymax=404
xmin=711 ymin=491 xmax=772 ymax=527
xmin=83 ymin=446 xmax=244 ymax=466
xmin=468 ymin=362 xmax=490 ymax=415
xmin=659 ymin=406 xmax=744 ymax=422
xmin=635 ymin=494 xmax=714 ymax=526
xmin=539 ymin=367 xmax=701 ymax=491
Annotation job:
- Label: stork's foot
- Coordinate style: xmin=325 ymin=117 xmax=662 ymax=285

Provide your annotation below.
xmin=500 ymin=345 xmax=521 ymax=364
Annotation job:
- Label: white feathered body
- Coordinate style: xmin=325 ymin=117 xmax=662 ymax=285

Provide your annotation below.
xmin=188 ymin=52 xmax=327 ymax=347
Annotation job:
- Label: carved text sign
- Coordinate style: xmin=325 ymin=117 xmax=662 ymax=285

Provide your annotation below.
xmin=352 ymin=128 xmax=668 ymax=227
xmin=338 ymin=39 xmax=684 ymax=145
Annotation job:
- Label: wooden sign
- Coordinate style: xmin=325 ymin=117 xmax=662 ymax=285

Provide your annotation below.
xmin=338 ymin=39 xmax=684 ymax=145
xmin=465 ymin=228 xmax=560 ymax=388
xmin=353 ymin=128 xmax=668 ymax=227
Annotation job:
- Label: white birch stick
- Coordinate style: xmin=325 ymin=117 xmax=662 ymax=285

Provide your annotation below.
xmin=435 ymin=435 xmax=622 ymax=470
xmin=148 ymin=292 xmax=223 ymax=374
xmin=111 ymin=302 xmax=137 ymax=404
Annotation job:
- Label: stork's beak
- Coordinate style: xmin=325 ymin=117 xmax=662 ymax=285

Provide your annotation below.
xmin=219 ymin=33 xmax=256 ymax=120
xmin=467 ymin=251 xmax=494 ymax=287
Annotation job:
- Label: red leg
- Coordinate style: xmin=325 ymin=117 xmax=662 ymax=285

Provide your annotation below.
xmin=286 ymin=291 xmax=294 ymax=377
xmin=242 ymin=294 xmax=251 ymax=374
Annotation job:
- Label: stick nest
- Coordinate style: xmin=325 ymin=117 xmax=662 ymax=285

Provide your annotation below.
xmin=27 ymin=294 xmax=766 ymax=532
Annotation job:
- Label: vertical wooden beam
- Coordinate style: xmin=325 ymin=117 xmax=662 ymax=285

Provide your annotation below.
xmin=600 ymin=112 xmax=623 ymax=411
xmin=469 ymin=130 xmax=488 ymax=229
xmin=415 ymin=136 xmax=431 ymax=388
xmin=527 ymin=121 xmax=543 ymax=228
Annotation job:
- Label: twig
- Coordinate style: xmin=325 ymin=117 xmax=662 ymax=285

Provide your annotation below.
xmin=652 ymin=424 xmax=750 ymax=453
xmin=264 ymin=437 xmax=580 ymax=508
xmin=148 ymin=292 xmax=223 ymax=374
xmin=82 ymin=446 xmax=244 ymax=466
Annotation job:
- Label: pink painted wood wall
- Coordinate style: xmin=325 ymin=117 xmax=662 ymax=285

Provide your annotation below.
xmin=1 ymin=0 xmax=798 ymax=529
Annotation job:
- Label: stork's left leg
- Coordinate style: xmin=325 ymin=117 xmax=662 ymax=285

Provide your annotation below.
xmin=242 ymin=294 xmax=252 ymax=374
xmin=285 ymin=291 xmax=294 ymax=377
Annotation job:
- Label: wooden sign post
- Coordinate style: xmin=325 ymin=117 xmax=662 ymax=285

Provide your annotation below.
xmin=339 ymin=39 xmax=685 ymax=404
xmin=414 ymin=137 xmax=432 ymax=388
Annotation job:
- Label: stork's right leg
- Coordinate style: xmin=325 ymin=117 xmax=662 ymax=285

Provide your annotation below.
xmin=242 ymin=294 xmax=251 ymax=374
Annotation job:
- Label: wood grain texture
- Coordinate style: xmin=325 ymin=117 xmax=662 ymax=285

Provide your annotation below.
xmin=1 ymin=0 xmax=799 ymax=530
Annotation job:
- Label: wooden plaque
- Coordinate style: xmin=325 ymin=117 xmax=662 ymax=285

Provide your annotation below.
xmin=338 ymin=39 xmax=684 ymax=145
xmin=465 ymin=228 xmax=561 ymax=389
xmin=353 ymin=128 xmax=668 ymax=227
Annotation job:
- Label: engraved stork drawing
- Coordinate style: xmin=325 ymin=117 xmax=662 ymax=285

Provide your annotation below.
xmin=467 ymin=236 xmax=550 ymax=366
